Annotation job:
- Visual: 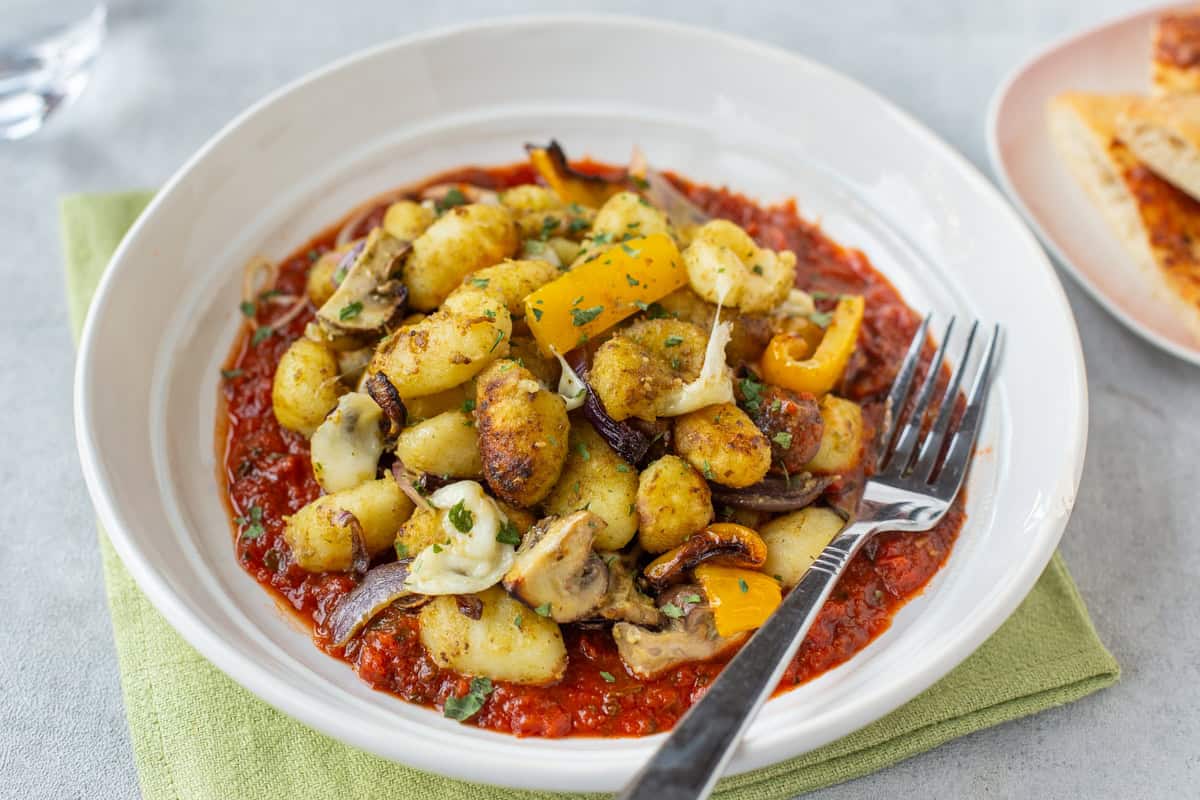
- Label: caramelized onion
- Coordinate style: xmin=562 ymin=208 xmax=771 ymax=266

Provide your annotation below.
xmin=710 ymin=473 xmax=836 ymax=512
xmin=326 ymin=561 xmax=428 ymax=646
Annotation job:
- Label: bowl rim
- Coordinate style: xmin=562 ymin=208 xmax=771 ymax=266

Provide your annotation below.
xmin=74 ymin=12 xmax=1088 ymax=789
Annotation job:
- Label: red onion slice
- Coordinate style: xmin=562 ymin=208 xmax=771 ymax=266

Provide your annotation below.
xmin=326 ymin=561 xmax=428 ymax=646
xmin=709 ymin=473 xmax=836 ymax=512
xmin=565 ymin=349 xmax=656 ymax=467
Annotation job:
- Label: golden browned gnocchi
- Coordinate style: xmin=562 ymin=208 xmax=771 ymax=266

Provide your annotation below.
xmin=683 ymin=219 xmax=796 ymax=313
xmin=394 ymin=410 xmax=483 ymax=478
xmin=370 ymin=288 xmax=512 ymax=399
xmin=381 ymin=200 xmax=435 ymax=241
xmin=283 ymin=475 xmax=414 ymax=572
xmin=589 ymin=191 xmax=671 ymax=241
xmin=588 ymin=335 xmax=674 ymax=422
xmin=804 ymin=395 xmax=864 ymax=474
xmin=457 ymin=258 xmax=558 ymax=318
xmin=543 ymin=421 xmax=639 ymax=550
xmin=418 ymin=587 xmax=567 ymax=685
xmin=474 ymin=359 xmax=570 ymax=507
xmin=760 ymin=506 xmax=846 ymax=587
xmin=673 ymin=402 xmax=771 ymax=488
xmin=403 ymin=204 xmax=520 ymax=310
xmin=635 ymin=455 xmax=714 ymax=553
xmin=271 ymin=337 xmax=344 ymax=436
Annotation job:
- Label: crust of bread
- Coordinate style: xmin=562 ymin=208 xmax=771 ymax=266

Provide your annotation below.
xmin=1117 ymin=94 xmax=1200 ymax=200
xmin=1152 ymin=10 xmax=1200 ymax=95
xmin=1048 ymin=91 xmax=1200 ymax=340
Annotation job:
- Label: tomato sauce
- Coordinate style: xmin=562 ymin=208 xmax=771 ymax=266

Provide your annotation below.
xmin=219 ymin=160 xmax=965 ymax=738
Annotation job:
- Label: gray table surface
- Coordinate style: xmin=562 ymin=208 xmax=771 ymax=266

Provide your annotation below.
xmin=3 ymin=1 xmax=1196 ymax=798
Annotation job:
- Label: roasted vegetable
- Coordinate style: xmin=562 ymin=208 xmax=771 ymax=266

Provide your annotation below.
xmin=612 ymin=585 xmax=745 ymax=679
xmin=694 ymin=564 xmax=782 ymax=638
xmin=635 ymin=455 xmax=713 ymax=553
xmin=271 ymin=337 xmax=344 ymax=436
xmin=642 ymin=523 xmax=768 ymax=590
xmin=502 ymin=511 xmax=608 ymax=623
xmin=523 ymin=233 xmax=687 ymax=356
xmin=475 ymin=359 xmax=570 ymax=506
xmin=760 ymin=295 xmax=864 ymax=395
xmin=419 ymin=586 xmax=567 ymax=685
xmin=316 ymin=227 xmax=409 ymax=336
xmin=526 ymin=140 xmax=625 ymax=208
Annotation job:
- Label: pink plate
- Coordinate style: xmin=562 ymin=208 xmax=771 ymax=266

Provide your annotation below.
xmin=987 ymin=3 xmax=1200 ymax=365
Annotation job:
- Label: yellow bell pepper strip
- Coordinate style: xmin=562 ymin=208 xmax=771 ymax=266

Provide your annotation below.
xmin=760 ymin=294 xmax=865 ymax=395
xmin=694 ymin=564 xmax=782 ymax=638
xmin=526 ymin=142 xmax=626 ymax=208
xmin=523 ymin=233 xmax=687 ymax=356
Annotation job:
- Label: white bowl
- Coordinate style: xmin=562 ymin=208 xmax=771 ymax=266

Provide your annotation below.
xmin=987 ymin=2 xmax=1200 ymax=365
xmin=74 ymin=15 xmax=1086 ymax=792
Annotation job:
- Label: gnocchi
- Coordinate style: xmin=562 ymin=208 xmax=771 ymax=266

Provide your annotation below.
xmin=283 ymin=475 xmax=413 ymax=572
xmin=394 ymin=410 xmax=483 ymax=478
xmin=635 ymin=455 xmax=714 ymax=553
xmin=403 ymin=204 xmax=520 ymax=310
xmin=271 ymin=337 xmax=344 ymax=436
xmin=543 ymin=421 xmax=639 ymax=550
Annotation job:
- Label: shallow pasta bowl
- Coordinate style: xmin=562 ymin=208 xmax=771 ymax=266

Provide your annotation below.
xmin=73 ymin=15 xmax=1086 ymax=792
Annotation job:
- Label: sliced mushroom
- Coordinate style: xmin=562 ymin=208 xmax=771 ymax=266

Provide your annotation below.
xmin=593 ymin=552 xmax=662 ymax=627
xmin=641 ymin=523 xmax=768 ymax=591
xmin=502 ymin=511 xmax=609 ymax=623
xmin=526 ymin=140 xmax=626 ymax=208
xmin=325 ymin=561 xmax=430 ymax=647
xmin=317 ymin=227 xmax=410 ymax=336
xmin=612 ymin=585 xmax=747 ymax=679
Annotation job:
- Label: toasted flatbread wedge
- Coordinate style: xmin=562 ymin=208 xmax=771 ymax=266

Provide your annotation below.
xmin=1048 ymin=91 xmax=1200 ymax=340
xmin=1117 ymin=93 xmax=1200 ymax=201
xmin=1153 ymin=9 xmax=1200 ymax=95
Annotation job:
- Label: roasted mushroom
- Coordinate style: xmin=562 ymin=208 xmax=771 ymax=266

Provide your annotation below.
xmin=316 ymin=227 xmax=410 ymax=336
xmin=502 ymin=511 xmax=609 ymax=623
xmin=611 ymin=584 xmax=747 ymax=679
xmin=593 ymin=552 xmax=662 ymax=627
xmin=641 ymin=523 xmax=768 ymax=591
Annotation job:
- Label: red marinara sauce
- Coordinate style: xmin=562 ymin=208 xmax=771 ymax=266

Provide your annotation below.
xmin=219 ymin=160 xmax=966 ymax=739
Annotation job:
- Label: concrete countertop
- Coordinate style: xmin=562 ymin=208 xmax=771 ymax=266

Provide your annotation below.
xmin=2 ymin=1 xmax=1194 ymax=797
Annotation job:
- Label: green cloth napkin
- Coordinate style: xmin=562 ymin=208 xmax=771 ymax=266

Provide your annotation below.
xmin=62 ymin=191 xmax=1120 ymax=800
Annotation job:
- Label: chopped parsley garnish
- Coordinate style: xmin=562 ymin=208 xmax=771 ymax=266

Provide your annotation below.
xmin=570 ymin=305 xmax=604 ymax=326
xmin=661 ymin=603 xmax=684 ymax=619
xmin=702 ymin=461 xmax=715 ymax=480
xmin=307 ymin=249 xmax=321 ymax=263
xmin=461 ymin=398 xmax=476 ymax=414
xmin=435 ymin=187 xmax=467 ymax=213
xmin=484 ymin=309 xmax=496 ymax=320
xmin=631 ymin=175 xmax=650 ymax=190
xmin=628 ymin=503 xmax=636 ymax=516
xmin=625 ymin=274 xmax=639 ymax=287
xmin=239 ymin=301 xmax=256 ymax=318
xmin=568 ymin=217 xmax=590 ymax=234
xmin=251 ymin=326 xmax=274 ymax=346
xmin=236 ymin=505 xmax=265 ymax=539
xmin=394 ymin=541 xmax=409 ymax=558
xmin=752 ymin=264 xmax=764 ymax=275
xmin=670 ymin=357 xmax=682 ymax=371
xmin=634 ymin=300 xmax=649 ymax=311
xmin=615 ymin=464 xmax=630 ymax=473
xmin=443 ymin=676 xmax=493 ymax=721
xmin=645 ymin=302 xmax=670 ymax=319
xmin=770 ymin=398 xmax=783 ymax=413
xmin=663 ymin=335 xmax=684 ymax=348
xmin=490 ymin=329 xmax=505 ymax=352
xmin=513 ymin=614 xmax=523 ymax=629
xmin=620 ymin=243 xmax=641 ymax=258
xmin=772 ymin=431 xmax=794 ymax=448
xmin=448 ymin=500 xmax=474 ymax=533
xmin=576 ymin=441 xmax=591 ymax=461
xmin=496 ymin=519 xmax=521 ymax=546
xmin=571 ymin=295 xmax=584 ymax=306
xmin=470 ymin=277 xmax=490 ymax=288
xmin=221 ymin=368 xmax=244 ymax=380
xmin=534 ymin=603 xmax=552 ymax=617
xmin=738 ymin=578 xmax=750 ymax=593
xmin=591 ymin=232 xmax=612 ymax=245
xmin=680 ymin=593 xmax=702 ymax=605
xmin=809 ymin=310 xmax=834 ymax=328
xmin=810 ymin=290 xmax=835 ymax=301
xmin=333 ymin=265 xmax=349 ymax=285
xmin=539 ymin=216 xmax=561 ymax=240
xmin=432 ymin=543 xmax=443 ymax=553
xmin=599 ymin=671 xmax=617 ymax=683
xmin=738 ymin=376 xmax=765 ymax=413
xmin=531 ymin=307 xmax=543 ymax=321
xmin=339 ymin=301 xmax=364 ymax=321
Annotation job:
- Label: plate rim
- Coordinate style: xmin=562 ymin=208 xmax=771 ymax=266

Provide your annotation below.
xmin=984 ymin=1 xmax=1200 ymax=367
xmin=74 ymin=12 xmax=1088 ymax=790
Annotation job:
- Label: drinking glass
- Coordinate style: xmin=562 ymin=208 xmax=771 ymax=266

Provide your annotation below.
xmin=0 ymin=1 xmax=107 ymax=140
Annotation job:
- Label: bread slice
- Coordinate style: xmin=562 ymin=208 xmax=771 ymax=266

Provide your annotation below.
xmin=1048 ymin=91 xmax=1200 ymax=340
xmin=1117 ymin=93 xmax=1200 ymax=201
xmin=1152 ymin=9 xmax=1200 ymax=95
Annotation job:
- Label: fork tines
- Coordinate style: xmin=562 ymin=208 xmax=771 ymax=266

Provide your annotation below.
xmin=879 ymin=315 xmax=1000 ymax=495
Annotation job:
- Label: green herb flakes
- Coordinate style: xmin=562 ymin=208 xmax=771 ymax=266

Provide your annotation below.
xmin=809 ymin=310 xmax=834 ymax=328
xmin=443 ymin=676 xmax=493 ymax=721
xmin=435 ymin=187 xmax=467 ymax=213
xmin=470 ymin=277 xmax=490 ymax=289
xmin=738 ymin=376 xmax=764 ymax=413
xmin=339 ymin=301 xmax=364 ymax=321
xmin=251 ymin=326 xmax=274 ymax=346
xmin=738 ymin=578 xmax=750 ymax=593
xmin=661 ymin=603 xmax=684 ymax=619
xmin=531 ymin=307 xmax=543 ymax=321
xmin=576 ymin=441 xmax=591 ymax=461
xmin=534 ymin=603 xmax=552 ymax=617
xmin=239 ymin=301 xmax=256 ymax=318
xmin=490 ymin=329 xmax=505 ymax=352
xmin=599 ymin=671 xmax=616 ymax=684
xmin=625 ymin=273 xmax=639 ymax=287
xmin=772 ymin=431 xmax=793 ymax=448
xmin=237 ymin=505 xmax=265 ymax=540
xmin=496 ymin=520 xmax=521 ymax=546
xmin=461 ymin=398 xmax=476 ymax=414
xmin=702 ymin=461 xmax=715 ymax=480
xmin=394 ymin=542 xmax=409 ymax=559
xmin=448 ymin=500 xmax=474 ymax=533
xmin=221 ymin=368 xmax=244 ymax=380
xmin=663 ymin=335 xmax=684 ymax=348
xmin=570 ymin=305 xmax=604 ymax=327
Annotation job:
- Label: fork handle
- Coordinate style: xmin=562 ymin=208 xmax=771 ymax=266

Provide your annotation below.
xmin=616 ymin=521 xmax=875 ymax=800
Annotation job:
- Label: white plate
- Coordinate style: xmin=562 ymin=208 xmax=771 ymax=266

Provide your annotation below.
xmin=74 ymin=15 xmax=1086 ymax=792
xmin=987 ymin=2 xmax=1200 ymax=365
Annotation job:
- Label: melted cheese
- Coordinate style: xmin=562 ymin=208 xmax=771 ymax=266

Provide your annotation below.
xmin=551 ymin=348 xmax=588 ymax=411
xmin=309 ymin=392 xmax=384 ymax=492
xmin=659 ymin=286 xmax=735 ymax=416
xmin=404 ymin=480 xmax=515 ymax=595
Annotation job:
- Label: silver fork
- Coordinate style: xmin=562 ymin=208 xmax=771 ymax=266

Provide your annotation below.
xmin=617 ymin=316 xmax=1001 ymax=800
